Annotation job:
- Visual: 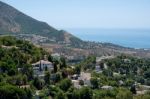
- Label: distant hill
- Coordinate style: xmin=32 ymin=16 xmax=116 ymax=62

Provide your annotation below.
xmin=1 ymin=1 xmax=150 ymax=58
xmin=0 ymin=1 xmax=84 ymax=45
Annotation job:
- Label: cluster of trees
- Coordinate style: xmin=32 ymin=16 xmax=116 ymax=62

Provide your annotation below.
xmin=39 ymin=84 xmax=144 ymax=99
xmin=104 ymin=54 xmax=150 ymax=86
xmin=0 ymin=36 xmax=46 ymax=75
xmin=0 ymin=36 xmax=47 ymax=98
xmin=39 ymin=85 xmax=93 ymax=99
xmin=0 ymin=83 xmax=32 ymax=99
xmin=76 ymin=56 xmax=96 ymax=71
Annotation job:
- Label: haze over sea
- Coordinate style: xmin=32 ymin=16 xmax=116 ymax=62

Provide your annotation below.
xmin=67 ymin=28 xmax=150 ymax=49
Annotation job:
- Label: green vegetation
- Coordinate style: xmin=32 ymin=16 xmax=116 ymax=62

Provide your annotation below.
xmin=76 ymin=56 xmax=96 ymax=71
xmin=0 ymin=36 xmax=46 ymax=75
xmin=0 ymin=36 xmax=46 ymax=98
xmin=0 ymin=83 xmax=32 ymax=99
xmin=104 ymin=55 xmax=150 ymax=86
xmin=1 ymin=36 xmax=150 ymax=99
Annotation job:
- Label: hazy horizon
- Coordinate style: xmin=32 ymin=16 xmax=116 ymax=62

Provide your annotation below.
xmin=67 ymin=28 xmax=150 ymax=49
xmin=1 ymin=0 xmax=150 ymax=29
xmin=1 ymin=0 xmax=150 ymax=48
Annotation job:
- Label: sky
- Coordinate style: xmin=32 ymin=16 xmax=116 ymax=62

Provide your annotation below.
xmin=1 ymin=0 xmax=150 ymax=29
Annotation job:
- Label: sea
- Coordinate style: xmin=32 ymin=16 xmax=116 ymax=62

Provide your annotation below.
xmin=66 ymin=28 xmax=150 ymax=49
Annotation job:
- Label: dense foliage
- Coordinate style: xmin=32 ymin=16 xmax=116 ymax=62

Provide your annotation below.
xmin=0 ymin=36 xmax=46 ymax=98
xmin=0 ymin=83 xmax=32 ymax=99
xmin=0 ymin=36 xmax=46 ymax=75
xmin=104 ymin=55 xmax=150 ymax=86
xmin=1 ymin=36 xmax=150 ymax=99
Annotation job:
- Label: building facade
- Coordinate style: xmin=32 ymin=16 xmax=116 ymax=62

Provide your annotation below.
xmin=32 ymin=60 xmax=53 ymax=77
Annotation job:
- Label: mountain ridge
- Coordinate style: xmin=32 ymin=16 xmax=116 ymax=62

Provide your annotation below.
xmin=0 ymin=1 xmax=83 ymax=45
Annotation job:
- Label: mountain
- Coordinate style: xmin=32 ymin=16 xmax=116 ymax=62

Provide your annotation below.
xmin=0 ymin=1 xmax=54 ymax=34
xmin=0 ymin=1 xmax=83 ymax=45
xmin=1 ymin=1 xmax=150 ymax=58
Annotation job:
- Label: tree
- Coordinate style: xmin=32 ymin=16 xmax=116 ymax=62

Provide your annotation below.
xmin=39 ymin=88 xmax=49 ymax=99
xmin=0 ymin=75 xmax=3 ymax=82
xmin=48 ymin=85 xmax=61 ymax=97
xmin=33 ymin=77 xmax=44 ymax=90
xmin=0 ymin=84 xmax=29 ymax=99
xmin=144 ymin=69 xmax=150 ymax=79
xmin=90 ymin=77 xmax=99 ymax=89
xmin=55 ymin=91 xmax=66 ymax=99
xmin=48 ymin=54 xmax=53 ymax=62
xmin=125 ymin=79 xmax=134 ymax=86
xmin=136 ymin=76 xmax=145 ymax=84
xmin=116 ymin=88 xmax=133 ymax=99
xmin=60 ymin=57 xmax=67 ymax=69
xmin=44 ymin=71 xmax=51 ymax=85
xmin=74 ymin=65 xmax=81 ymax=74
xmin=53 ymin=72 xmax=62 ymax=83
xmin=24 ymin=88 xmax=32 ymax=99
xmin=23 ymin=75 xmax=28 ymax=85
xmin=93 ymin=89 xmax=117 ymax=99
xmin=62 ymin=69 xmax=68 ymax=78
xmin=79 ymin=87 xmax=93 ymax=99
xmin=130 ymin=84 xmax=136 ymax=94
xmin=71 ymin=90 xmax=80 ymax=99
xmin=59 ymin=78 xmax=72 ymax=91
xmin=146 ymin=78 xmax=150 ymax=86
xmin=53 ymin=60 xmax=59 ymax=73
xmin=8 ymin=68 xmax=16 ymax=76
xmin=67 ymin=88 xmax=80 ymax=99
xmin=1 ymin=36 xmax=16 ymax=46
xmin=99 ymin=62 xmax=104 ymax=69
xmin=79 ymin=80 xmax=84 ymax=86
xmin=16 ymin=75 xmax=23 ymax=86
xmin=102 ymin=69 xmax=113 ymax=77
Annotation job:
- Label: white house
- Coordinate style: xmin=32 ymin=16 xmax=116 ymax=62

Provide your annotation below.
xmin=101 ymin=86 xmax=113 ymax=90
xmin=79 ymin=72 xmax=91 ymax=86
xmin=32 ymin=60 xmax=53 ymax=77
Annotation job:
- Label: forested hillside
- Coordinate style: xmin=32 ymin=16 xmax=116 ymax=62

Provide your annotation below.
xmin=0 ymin=36 xmax=47 ymax=99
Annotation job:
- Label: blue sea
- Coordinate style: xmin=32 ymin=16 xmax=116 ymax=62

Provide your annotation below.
xmin=67 ymin=28 xmax=150 ymax=49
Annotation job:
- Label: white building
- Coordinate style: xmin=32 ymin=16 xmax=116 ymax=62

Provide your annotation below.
xmin=32 ymin=60 xmax=53 ymax=77
xmin=79 ymin=72 xmax=91 ymax=86
xmin=101 ymin=86 xmax=113 ymax=90
xmin=95 ymin=65 xmax=102 ymax=73
xmin=123 ymin=59 xmax=131 ymax=63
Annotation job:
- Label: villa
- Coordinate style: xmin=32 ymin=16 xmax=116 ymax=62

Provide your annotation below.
xmin=32 ymin=60 xmax=53 ymax=77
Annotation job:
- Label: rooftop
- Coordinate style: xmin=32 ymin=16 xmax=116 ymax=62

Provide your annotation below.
xmin=32 ymin=60 xmax=52 ymax=66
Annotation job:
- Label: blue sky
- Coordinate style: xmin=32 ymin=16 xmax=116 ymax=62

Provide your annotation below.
xmin=1 ymin=0 xmax=150 ymax=29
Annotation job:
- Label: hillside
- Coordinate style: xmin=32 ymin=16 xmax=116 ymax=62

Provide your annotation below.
xmin=1 ymin=1 xmax=150 ymax=58
xmin=1 ymin=37 xmax=150 ymax=99
xmin=0 ymin=1 xmax=83 ymax=45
